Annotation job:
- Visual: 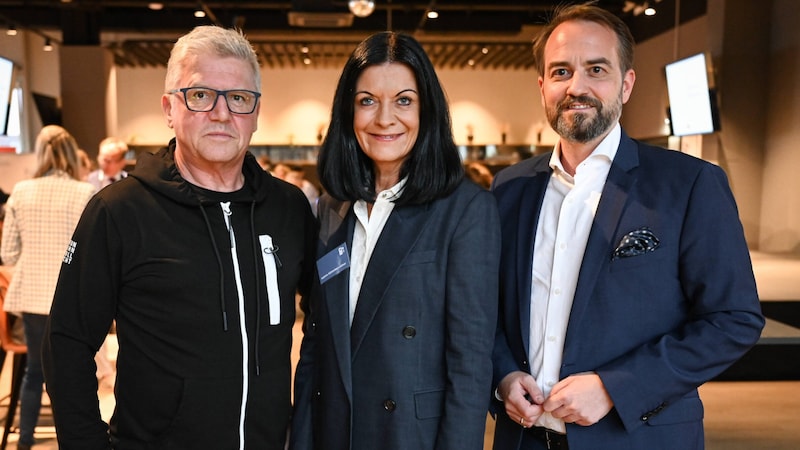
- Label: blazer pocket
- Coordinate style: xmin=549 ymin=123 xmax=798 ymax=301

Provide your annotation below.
xmin=645 ymin=393 xmax=704 ymax=426
xmin=414 ymin=388 xmax=445 ymax=419
xmin=609 ymin=249 xmax=666 ymax=273
xmin=403 ymin=250 xmax=437 ymax=266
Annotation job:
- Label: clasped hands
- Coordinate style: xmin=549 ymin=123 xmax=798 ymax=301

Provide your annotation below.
xmin=497 ymin=371 xmax=613 ymax=427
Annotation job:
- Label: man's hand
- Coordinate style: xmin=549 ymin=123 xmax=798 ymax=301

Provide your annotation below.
xmin=543 ymin=372 xmax=613 ymax=426
xmin=497 ymin=371 xmax=545 ymax=427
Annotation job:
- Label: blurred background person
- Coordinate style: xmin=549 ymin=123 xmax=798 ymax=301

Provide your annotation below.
xmin=257 ymin=154 xmax=273 ymax=172
xmin=291 ymin=31 xmax=501 ymax=450
xmin=284 ymin=165 xmax=319 ymax=216
xmin=88 ymin=136 xmax=129 ymax=191
xmin=271 ymin=162 xmax=290 ymax=180
xmin=0 ymin=125 xmax=95 ymax=450
xmin=465 ymin=161 xmax=494 ymax=189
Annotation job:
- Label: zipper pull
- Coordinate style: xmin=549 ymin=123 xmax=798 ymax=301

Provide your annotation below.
xmin=220 ymin=202 xmax=234 ymax=247
xmin=265 ymin=244 xmax=282 ymax=269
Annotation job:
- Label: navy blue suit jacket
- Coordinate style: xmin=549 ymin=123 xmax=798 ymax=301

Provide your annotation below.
xmin=490 ymin=131 xmax=764 ymax=450
xmin=292 ymin=179 xmax=501 ymax=450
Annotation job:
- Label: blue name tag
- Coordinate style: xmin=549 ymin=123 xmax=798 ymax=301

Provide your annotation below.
xmin=317 ymin=243 xmax=350 ymax=284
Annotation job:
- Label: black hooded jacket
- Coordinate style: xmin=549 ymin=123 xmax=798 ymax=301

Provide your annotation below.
xmin=44 ymin=141 xmax=317 ymax=449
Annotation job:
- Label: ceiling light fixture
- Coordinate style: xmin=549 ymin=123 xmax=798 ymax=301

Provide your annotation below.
xmin=427 ymin=10 xmax=439 ymax=20
xmin=148 ymin=3 xmax=164 ymax=11
xmin=194 ymin=10 xmax=206 ymax=18
xmin=43 ymin=38 xmax=53 ymax=51
xmin=348 ymin=0 xmax=375 ymax=18
xmin=623 ymin=0 xmax=658 ymax=17
xmin=6 ymin=25 xmax=17 ymax=36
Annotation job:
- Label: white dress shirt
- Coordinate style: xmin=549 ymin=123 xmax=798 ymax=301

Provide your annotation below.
xmin=529 ymin=124 xmax=620 ymax=432
xmin=348 ymin=179 xmax=406 ymax=324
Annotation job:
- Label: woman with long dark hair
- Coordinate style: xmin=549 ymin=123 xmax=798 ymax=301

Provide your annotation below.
xmin=291 ymin=31 xmax=501 ymax=450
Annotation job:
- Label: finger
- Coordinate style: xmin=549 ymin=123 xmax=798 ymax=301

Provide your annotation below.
xmin=519 ymin=377 xmax=545 ymax=404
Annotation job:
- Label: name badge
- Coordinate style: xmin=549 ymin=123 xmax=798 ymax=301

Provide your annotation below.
xmin=317 ymin=243 xmax=350 ymax=284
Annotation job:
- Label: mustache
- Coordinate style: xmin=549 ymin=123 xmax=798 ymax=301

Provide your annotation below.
xmin=557 ymin=95 xmax=602 ymax=112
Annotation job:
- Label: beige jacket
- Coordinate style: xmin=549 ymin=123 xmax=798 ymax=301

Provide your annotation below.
xmin=1 ymin=172 xmax=94 ymax=314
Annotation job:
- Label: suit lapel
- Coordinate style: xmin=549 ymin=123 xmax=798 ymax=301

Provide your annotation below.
xmin=566 ymin=133 xmax=640 ymax=348
xmin=514 ymin=165 xmax=551 ymax=356
xmin=320 ymin=200 xmax=356 ymax=397
xmin=349 ymin=202 xmax=430 ymax=359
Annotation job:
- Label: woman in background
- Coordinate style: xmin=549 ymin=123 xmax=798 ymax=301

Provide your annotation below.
xmin=0 ymin=125 xmax=94 ymax=450
xmin=291 ymin=31 xmax=501 ymax=450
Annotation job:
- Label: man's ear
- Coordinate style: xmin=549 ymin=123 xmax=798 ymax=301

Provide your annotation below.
xmin=621 ymin=69 xmax=636 ymax=104
xmin=161 ymin=94 xmax=174 ymax=128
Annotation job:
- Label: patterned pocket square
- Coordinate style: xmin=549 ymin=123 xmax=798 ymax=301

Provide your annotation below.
xmin=613 ymin=227 xmax=660 ymax=260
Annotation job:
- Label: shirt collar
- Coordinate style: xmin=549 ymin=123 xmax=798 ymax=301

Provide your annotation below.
xmin=354 ymin=177 xmax=407 ymax=215
xmin=376 ymin=177 xmax=407 ymax=202
xmin=548 ymin=123 xmax=622 ymax=174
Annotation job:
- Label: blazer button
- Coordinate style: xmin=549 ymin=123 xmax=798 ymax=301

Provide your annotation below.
xmin=383 ymin=399 xmax=397 ymax=412
xmin=402 ymin=326 xmax=416 ymax=339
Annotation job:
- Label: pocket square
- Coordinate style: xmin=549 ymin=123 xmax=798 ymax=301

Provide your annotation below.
xmin=613 ymin=227 xmax=660 ymax=259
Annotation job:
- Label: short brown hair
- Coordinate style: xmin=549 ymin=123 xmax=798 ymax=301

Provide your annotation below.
xmin=532 ymin=3 xmax=635 ymax=76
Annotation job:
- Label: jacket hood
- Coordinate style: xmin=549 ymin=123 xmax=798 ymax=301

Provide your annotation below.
xmin=129 ymin=138 xmax=273 ymax=205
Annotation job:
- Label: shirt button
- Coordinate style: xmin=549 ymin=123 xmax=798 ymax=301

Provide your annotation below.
xmin=554 ymin=288 xmax=562 ymax=295
xmin=547 ymin=336 xmax=556 ymax=342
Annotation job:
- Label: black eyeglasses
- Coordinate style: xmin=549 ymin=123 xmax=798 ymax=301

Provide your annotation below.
xmin=168 ymin=87 xmax=261 ymax=114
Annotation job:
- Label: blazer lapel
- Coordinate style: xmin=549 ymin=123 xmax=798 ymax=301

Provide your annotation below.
xmin=566 ymin=133 xmax=640 ymax=348
xmin=349 ymin=203 xmax=430 ymax=359
xmin=515 ymin=163 xmax=551 ymax=357
xmin=320 ymin=200 xmax=356 ymax=396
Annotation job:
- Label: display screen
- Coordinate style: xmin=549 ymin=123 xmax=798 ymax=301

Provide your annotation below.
xmin=0 ymin=56 xmax=13 ymax=135
xmin=665 ymin=53 xmax=719 ymax=137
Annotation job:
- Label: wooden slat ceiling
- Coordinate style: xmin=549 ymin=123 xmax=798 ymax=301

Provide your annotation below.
xmin=0 ymin=0 xmax=705 ymax=71
xmin=106 ymin=38 xmax=536 ymax=70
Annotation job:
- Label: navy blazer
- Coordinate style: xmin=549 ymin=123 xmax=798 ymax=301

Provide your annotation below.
xmin=490 ymin=131 xmax=764 ymax=450
xmin=292 ymin=179 xmax=501 ymax=450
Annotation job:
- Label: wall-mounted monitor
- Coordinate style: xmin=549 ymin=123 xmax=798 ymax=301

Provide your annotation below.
xmin=665 ymin=53 xmax=720 ymax=137
xmin=0 ymin=55 xmax=14 ymax=135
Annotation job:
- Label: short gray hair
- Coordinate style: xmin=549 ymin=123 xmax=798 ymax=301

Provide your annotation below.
xmin=165 ymin=26 xmax=261 ymax=92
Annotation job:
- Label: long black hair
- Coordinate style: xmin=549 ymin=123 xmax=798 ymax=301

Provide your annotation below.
xmin=317 ymin=31 xmax=463 ymax=206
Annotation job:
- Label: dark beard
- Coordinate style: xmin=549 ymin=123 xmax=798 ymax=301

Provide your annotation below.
xmin=547 ymin=94 xmax=621 ymax=143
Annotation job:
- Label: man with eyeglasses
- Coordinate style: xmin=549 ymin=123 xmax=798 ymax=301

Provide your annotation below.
xmin=43 ymin=26 xmax=317 ymax=450
xmin=88 ymin=136 xmax=130 ymax=192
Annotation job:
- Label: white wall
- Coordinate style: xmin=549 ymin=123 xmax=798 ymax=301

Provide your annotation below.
xmin=115 ymin=66 xmax=548 ymax=147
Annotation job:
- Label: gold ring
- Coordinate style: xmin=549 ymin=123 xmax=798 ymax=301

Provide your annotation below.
xmin=519 ymin=417 xmax=525 ymax=426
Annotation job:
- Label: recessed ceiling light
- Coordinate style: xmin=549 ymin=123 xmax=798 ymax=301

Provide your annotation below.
xmin=148 ymin=3 xmax=164 ymax=11
xmin=348 ymin=0 xmax=375 ymax=18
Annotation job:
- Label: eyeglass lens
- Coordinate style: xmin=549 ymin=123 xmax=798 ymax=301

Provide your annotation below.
xmin=183 ymin=88 xmax=258 ymax=114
